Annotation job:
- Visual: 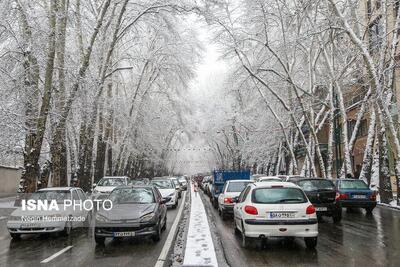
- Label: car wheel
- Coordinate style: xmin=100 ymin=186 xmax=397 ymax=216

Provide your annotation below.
xmin=304 ymin=237 xmax=317 ymax=249
xmin=365 ymin=207 xmax=374 ymax=214
xmin=241 ymin=222 xmax=250 ymax=248
xmin=152 ymin=223 xmax=162 ymax=242
xmin=162 ymin=215 xmax=167 ymax=231
xmin=95 ymin=235 xmax=105 ymax=245
xmin=61 ymin=220 xmax=72 ymax=236
xmin=10 ymin=233 xmax=21 ymax=239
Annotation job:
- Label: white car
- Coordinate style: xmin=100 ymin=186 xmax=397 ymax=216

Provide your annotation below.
xmin=7 ymin=187 xmax=90 ymax=239
xmin=233 ymin=182 xmax=318 ymax=249
xmin=257 ymin=176 xmax=283 ymax=183
xmin=218 ymin=180 xmax=253 ymax=220
xmin=151 ymin=179 xmax=178 ymax=209
xmin=92 ymin=176 xmax=129 ymax=200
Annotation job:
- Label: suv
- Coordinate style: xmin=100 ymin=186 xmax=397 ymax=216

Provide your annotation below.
xmin=293 ymin=178 xmax=342 ymax=223
xmin=233 ymin=182 xmax=318 ymax=249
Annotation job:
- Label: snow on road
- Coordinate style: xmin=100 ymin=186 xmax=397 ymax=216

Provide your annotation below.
xmin=183 ymin=183 xmax=218 ymax=267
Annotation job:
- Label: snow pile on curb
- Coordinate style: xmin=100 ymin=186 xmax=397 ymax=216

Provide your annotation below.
xmin=182 ymin=183 xmax=218 ymax=267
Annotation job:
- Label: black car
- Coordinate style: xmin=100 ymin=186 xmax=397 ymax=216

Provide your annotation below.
xmin=293 ymin=178 xmax=342 ymax=223
xmin=94 ymin=185 xmax=169 ymax=245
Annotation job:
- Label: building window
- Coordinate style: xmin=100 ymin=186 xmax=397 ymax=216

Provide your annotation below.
xmin=347 ymin=119 xmax=368 ymax=139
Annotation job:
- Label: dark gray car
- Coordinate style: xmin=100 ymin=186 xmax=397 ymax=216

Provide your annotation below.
xmin=94 ymin=185 xmax=168 ymax=245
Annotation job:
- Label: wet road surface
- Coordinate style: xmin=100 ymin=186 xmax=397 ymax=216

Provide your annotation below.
xmin=201 ymin=192 xmax=400 ymax=267
xmin=0 ymin=196 xmax=184 ymax=267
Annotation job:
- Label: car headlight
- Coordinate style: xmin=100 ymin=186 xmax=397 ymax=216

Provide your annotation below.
xmin=9 ymin=215 xmax=21 ymax=221
xmin=95 ymin=214 xmax=109 ymax=222
xmin=140 ymin=212 xmax=155 ymax=222
xmin=168 ymin=192 xmax=175 ymax=197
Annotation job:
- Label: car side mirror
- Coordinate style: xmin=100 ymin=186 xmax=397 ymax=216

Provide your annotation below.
xmin=161 ymin=197 xmax=171 ymax=204
xmin=233 ymin=197 xmax=239 ymax=203
xmin=92 ymin=183 xmax=97 ymax=188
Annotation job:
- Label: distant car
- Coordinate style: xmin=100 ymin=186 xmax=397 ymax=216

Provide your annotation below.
xmin=293 ymin=178 xmax=342 ymax=223
xmin=285 ymin=175 xmax=306 ymax=183
xmin=257 ymin=176 xmax=283 ymax=183
xmin=170 ymin=177 xmax=182 ymax=199
xmin=178 ymin=177 xmax=188 ymax=190
xmin=130 ymin=179 xmax=149 ymax=186
xmin=94 ymin=186 xmax=168 ymax=244
xmin=151 ymin=179 xmax=178 ymax=209
xmin=7 ymin=187 xmax=90 ymax=239
xmin=218 ymin=180 xmax=253 ymax=220
xmin=92 ymin=176 xmax=130 ymax=201
xmin=233 ymin=182 xmax=318 ymax=249
xmin=335 ymin=179 xmax=377 ymax=213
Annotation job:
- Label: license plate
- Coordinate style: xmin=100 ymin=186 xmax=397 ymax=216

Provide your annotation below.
xmin=315 ymin=207 xmax=328 ymax=211
xmin=353 ymin=195 xmax=366 ymax=199
xmin=21 ymin=223 xmax=40 ymax=228
xmin=269 ymin=212 xmax=295 ymax=219
xmin=113 ymin=232 xmax=136 ymax=237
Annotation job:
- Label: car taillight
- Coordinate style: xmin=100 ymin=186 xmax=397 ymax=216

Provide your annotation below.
xmin=244 ymin=205 xmax=258 ymax=215
xmin=224 ymin=197 xmax=233 ymax=203
xmin=369 ymin=192 xmax=377 ymax=201
xmin=336 ymin=193 xmax=349 ymax=200
xmin=306 ymin=205 xmax=316 ymax=214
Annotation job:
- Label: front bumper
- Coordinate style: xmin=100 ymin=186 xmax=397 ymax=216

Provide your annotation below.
xmin=338 ymin=200 xmax=377 ymax=208
xmin=7 ymin=220 xmax=65 ymax=234
xmin=95 ymin=222 xmax=157 ymax=237
xmin=243 ymin=219 xmax=318 ymax=238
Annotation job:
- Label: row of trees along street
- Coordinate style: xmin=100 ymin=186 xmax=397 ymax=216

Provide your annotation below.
xmin=0 ymin=0 xmax=399 ymax=205
xmin=0 ymin=0 xmax=202 ymax=192
xmin=195 ymin=0 xmax=400 ymax=205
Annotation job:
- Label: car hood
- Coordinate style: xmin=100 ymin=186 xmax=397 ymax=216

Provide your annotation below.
xmin=95 ymin=186 xmax=117 ymax=193
xmin=98 ymin=203 xmax=156 ymax=220
xmin=157 ymin=189 xmax=175 ymax=197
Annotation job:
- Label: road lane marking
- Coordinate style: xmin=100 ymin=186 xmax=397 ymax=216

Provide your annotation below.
xmin=40 ymin=245 xmax=73 ymax=263
xmin=155 ymin=191 xmax=187 ymax=267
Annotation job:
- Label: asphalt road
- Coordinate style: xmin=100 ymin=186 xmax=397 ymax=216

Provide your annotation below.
xmin=201 ymin=192 xmax=400 ymax=267
xmin=0 ymin=195 xmax=184 ymax=267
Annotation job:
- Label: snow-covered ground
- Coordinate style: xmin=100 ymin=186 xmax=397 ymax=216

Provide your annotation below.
xmin=182 ymin=182 xmax=218 ymax=267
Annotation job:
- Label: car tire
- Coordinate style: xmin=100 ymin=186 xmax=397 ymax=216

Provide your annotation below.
xmin=152 ymin=223 xmax=161 ymax=242
xmin=95 ymin=235 xmax=105 ymax=245
xmin=304 ymin=237 xmax=317 ymax=249
xmin=10 ymin=233 xmax=21 ymax=239
xmin=61 ymin=220 xmax=72 ymax=236
xmin=365 ymin=207 xmax=374 ymax=214
xmin=241 ymin=222 xmax=250 ymax=248
xmin=162 ymin=215 xmax=167 ymax=231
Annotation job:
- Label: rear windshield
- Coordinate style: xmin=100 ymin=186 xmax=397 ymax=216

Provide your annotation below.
xmin=226 ymin=182 xmax=251 ymax=192
xmin=339 ymin=180 xmax=369 ymax=190
xmin=252 ymin=188 xmax=307 ymax=204
xmin=297 ymin=180 xmax=335 ymax=191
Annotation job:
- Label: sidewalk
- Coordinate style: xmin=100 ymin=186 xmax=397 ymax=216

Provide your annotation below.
xmin=182 ymin=183 xmax=218 ymax=267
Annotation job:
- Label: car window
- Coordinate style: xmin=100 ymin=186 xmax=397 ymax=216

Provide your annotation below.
xmin=153 ymin=188 xmax=162 ymax=202
xmin=109 ymin=188 xmax=155 ymax=204
xmin=222 ymin=183 xmax=228 ymax=193
xmin=339 ymin=180 xmax=369 ymax=189
xmin=239 ymin=186 xmax=251 ymax=202
xmin=72 ymin=190 xmax=79 ymax=201
xmin=77 ymin=189 xmax=87 ymax=200
xmin=226 ymin=182 xmax=251 ymax=192
xmin=252 ymin=188 xmax=307 ymax=204
xmin=97 ymin=178 xmax=126 ymax=186
xmin=297 ymin=180 xmax=335 ymax=191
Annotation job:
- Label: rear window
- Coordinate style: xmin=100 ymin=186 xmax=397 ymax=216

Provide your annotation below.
xmin=252 ymin=188 xmax=307 ymax=204
xmin=297 ymin=180 xmax=335 ymax=191
xmin=226 ymin=182 xmax=251 ymax=192
xmin=339 ymin=180 xmax=369 ymax=190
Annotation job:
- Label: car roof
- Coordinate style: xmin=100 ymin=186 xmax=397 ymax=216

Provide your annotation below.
xmin=253 ymin=181 xmax=300 ymax=189
xmin=101 ymin=176 xmax=129 ymax=179
xmin=38 ymin=187 xmax=74 ymax=191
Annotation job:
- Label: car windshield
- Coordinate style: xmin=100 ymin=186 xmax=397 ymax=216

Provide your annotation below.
xmin=340 ymin=180 xmax=369 ymax=190
xmin=178 ymin=178 xmax=186 ymax=183
xmin=252 ymin=188 xmax=307 ymax=204
xmin=226 ymin=182 xmax=251 ymax=192
xmin=31 ymin=190 xmax=71 ymax=204
xmin=151 ymin=180 xmax=174 ymax=189
xmin=97 ymin=178 xmax=126 ymax=186
xmin=297 ymin=180 xmax=335 ymax=191
xmin=109 ymin=188 xmax=154 ymax=204
xmin=171 ymin=179 xmax=179 ymax=186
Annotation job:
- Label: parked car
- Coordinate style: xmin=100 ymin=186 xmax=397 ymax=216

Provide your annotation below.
xmin=170 ymin=177 xmax=182 ymax=199
xmin=151 ymin=178 xmax=178 ymax=209
xmin=335 ymin=179 xmax=377 ymax=213
xmin=293 ymin=178 xmax=342 ymax=223
xmin=92 ymin=176 xmax=130 ymax=201
xmin=233 ymin=182 xmax=318 ymax=249
xmin=257 ymin=176 xmax=283 ymax=183
xmin=7 ymin=187 xmax=90 ymax=239
xmin=94 ymin=185 xmax=168 ymax=244
xmin=218 ymin=180 xmax=253 ymax=220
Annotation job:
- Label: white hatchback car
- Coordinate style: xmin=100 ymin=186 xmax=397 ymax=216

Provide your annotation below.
xmin=218 ymin=180 xmax=253 ymax=220
xmin=233 ymin=182 xmax=318 ymax=249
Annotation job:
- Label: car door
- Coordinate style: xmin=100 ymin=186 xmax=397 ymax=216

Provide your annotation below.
xmin=154 ymin=188 xmax=165 ymax=222
xmin=234 ymin=185 xmax=251 ymax=229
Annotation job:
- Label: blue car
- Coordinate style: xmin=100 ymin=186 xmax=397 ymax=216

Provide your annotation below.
xmin=335 ymin=179 xmax=377 ymax=213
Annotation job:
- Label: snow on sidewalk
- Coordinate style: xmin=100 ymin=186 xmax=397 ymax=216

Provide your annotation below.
xmin=182 ymin=182 xmax=218 ymax=267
